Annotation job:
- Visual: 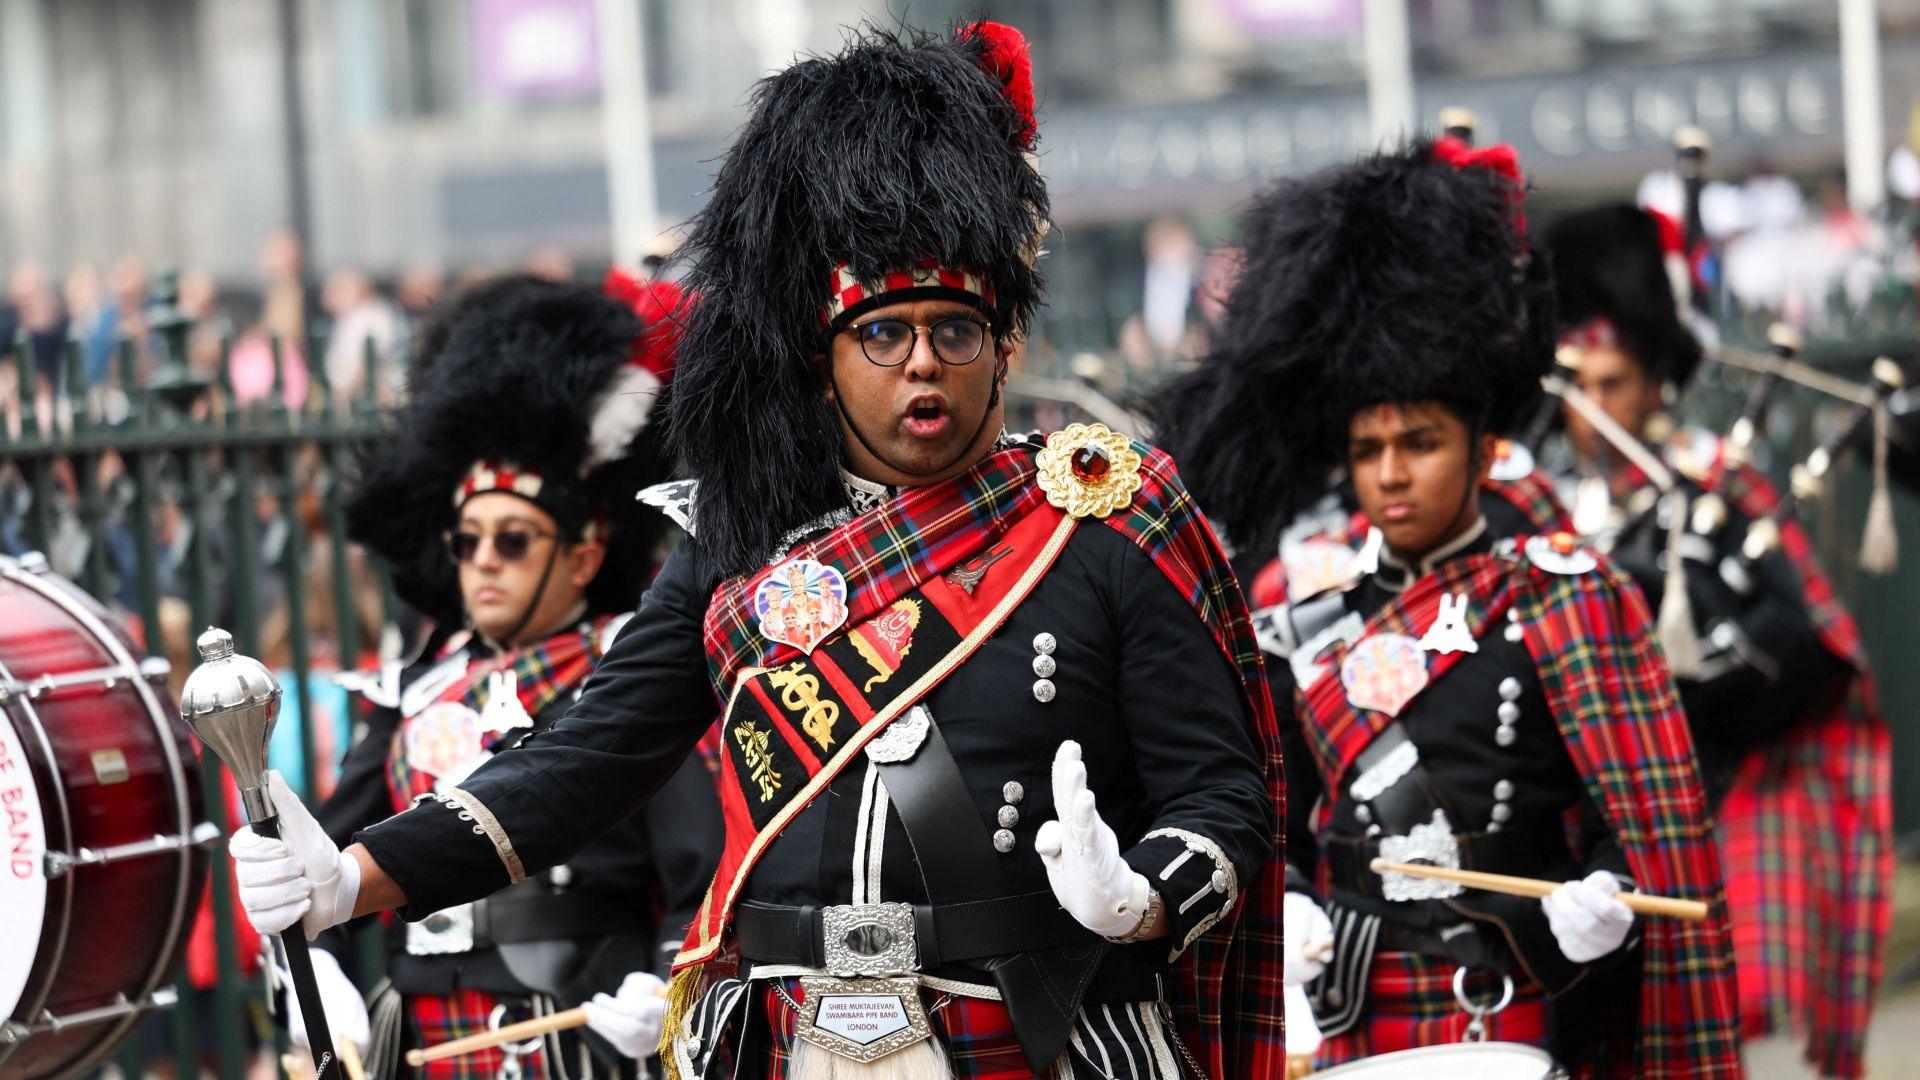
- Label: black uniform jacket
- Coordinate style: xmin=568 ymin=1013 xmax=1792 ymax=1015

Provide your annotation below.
xmin=357 ymin=520 xmax=1271 ymax=995
xmin=320 ymin=635 xmax=723 ymax=997
xmin=1269 ymin=524 xmax=1633 ymax=996
xmin=1553 ymin=443 xmax=1845 ymax=803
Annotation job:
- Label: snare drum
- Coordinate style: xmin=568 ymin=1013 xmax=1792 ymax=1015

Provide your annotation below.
xmin=1308 ymin=1042 xmax=1562 ymax=1079
xmin=0 ymin=553 xmax=212 ymax=1080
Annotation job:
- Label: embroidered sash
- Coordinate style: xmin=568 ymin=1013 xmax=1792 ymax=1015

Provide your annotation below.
xmin=680 ymin=496 xmax=1074 ymax=965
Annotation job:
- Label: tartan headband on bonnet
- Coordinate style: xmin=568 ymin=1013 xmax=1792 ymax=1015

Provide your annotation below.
xmin=345 ymin=272 xmax=688 ymax=625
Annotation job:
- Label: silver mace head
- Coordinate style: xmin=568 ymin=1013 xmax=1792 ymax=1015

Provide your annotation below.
xmin=179 ymin=626 xmax=282 ymax=823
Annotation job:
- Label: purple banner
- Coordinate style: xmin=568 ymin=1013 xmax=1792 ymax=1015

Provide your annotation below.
xmin=473 ymin=0 xmax=601 ymax=101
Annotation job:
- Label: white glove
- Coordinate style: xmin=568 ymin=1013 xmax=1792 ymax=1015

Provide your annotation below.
xmin=1542 ymin=870 xmax=1635 ymax=963
xmin=282 ymin=949 xmax=371 ymax=1056
xmin=230 ymin=771 xmax=361 ymax=940
xmin=1283 ymin=892 xmax=1334 ymax=986
xmin=1034 ymin=741 xmax=1151 ymax=939
xmin=582 ymin=972 xmax=667 ymax=1060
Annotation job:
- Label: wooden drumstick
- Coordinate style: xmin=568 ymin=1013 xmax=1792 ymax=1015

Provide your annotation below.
xmin=339 ymin=1039 xmax=366 ymax=1080
xmin=1369 ymin=859 xmax=1710 ymax=922
xmin=405 ymin=1007 xmax=590 ymax=1066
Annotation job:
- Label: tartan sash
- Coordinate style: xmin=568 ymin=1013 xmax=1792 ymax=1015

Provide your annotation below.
xmin=1295 ymin=555 xmax=1518 ymax=791
xmin=1705 ymin=452 xmax=1891 ymax=1079
xmin=679 ymin=481 xmax=1074 ymax=966
xmin=385 ymin=622 xmax=610 ymax=812
xmin=1290 ymin=544 xmax=1743 ymax=1076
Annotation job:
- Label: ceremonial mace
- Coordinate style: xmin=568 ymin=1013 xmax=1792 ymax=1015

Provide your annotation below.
xmin=181 ymin=627 xmax=341 ymax=1079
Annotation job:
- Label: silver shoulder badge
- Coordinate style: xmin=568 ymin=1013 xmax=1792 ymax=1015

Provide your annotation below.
xmin=638 ymin=479 xmax=699 ymax=534
xmin=1523 ymin=533 xmax=1597 ymax=576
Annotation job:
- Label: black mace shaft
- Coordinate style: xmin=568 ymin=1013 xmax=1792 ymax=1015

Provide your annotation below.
xmin=250 ymin=811 xmax=340 ymax=1080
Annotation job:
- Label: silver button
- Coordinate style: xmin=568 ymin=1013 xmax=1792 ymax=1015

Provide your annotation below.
xmin=1507 ymin=608 xmax=1522 ymax=623
xmin=688 ymin=1035 xmax=703 ymax=1055
xmin=1366 ymin=824 xmax=1381 ymax=837
xmin=1033 ymin=632 xmax=1057 ymax=655
xmin=997 ymin=804 xmax=1020 ymax=828
xmin=1486 ymin=821 xmax=1503 ymax=834
xmin=993 ymin=829 xmax=1016 ymax=853
xmin=1497 ymin=701 xmax=1520 ymax=724
xmin=1504 ymin=624 xmax=1525 ymax=644
xmin=1210 ymin=869 xmax=1230 ymax=893
xmin=1032 ymin=678 xmax=1056 ymax=703
xmin=1032 ymin=654 xmax=1057 ymax=679
xmin=1354 ymin=804 xmax=1372 ymax=824
xmin=1492 ymin=779 xmax=1514 ymax=801
xmin=1490 ymin=803 xmax=1512 ymax=824
xmin=549 ymin=864 xmax=573 ymax=888
xmin=1498 ymin=677 xmax=1522 ymax=701
xmin=1494 ymin=725 xmax=1518 ymax=748
xmin=1002 ymin=781 xmax=1025 ymax=804
xmin=1328 ymin=987 xmax=1345 ymax=1007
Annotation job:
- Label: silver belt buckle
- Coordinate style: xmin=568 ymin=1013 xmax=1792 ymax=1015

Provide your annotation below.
xmin=820 ymin=902 xmax=918 ymax=977
xmin=406 ymin=901 xmax=476 ymax=955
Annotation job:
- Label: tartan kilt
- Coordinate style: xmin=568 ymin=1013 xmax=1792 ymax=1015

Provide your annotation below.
xmin=408 ymin=989 xmax=547 ymax=1080
xmin=1314 ymin=953 xmax=1549 ymax=1069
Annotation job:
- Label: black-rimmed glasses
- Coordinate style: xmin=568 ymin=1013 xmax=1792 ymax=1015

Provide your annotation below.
xmin=842 ymin=316 xmax=991 ymax=367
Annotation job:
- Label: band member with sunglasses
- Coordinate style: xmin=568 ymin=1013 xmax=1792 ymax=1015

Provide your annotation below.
xmin=1153 ymin=141 xmax=1739 ymax=1076
xmin=225 ymin=24 xmax=1284 ymax=1079
xmin=237 ymin=274 xmax=723 ymax=1080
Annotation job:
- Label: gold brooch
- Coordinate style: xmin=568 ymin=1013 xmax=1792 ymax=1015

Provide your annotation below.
xmin=1035 ymin=423 xmax=1143 ymax=519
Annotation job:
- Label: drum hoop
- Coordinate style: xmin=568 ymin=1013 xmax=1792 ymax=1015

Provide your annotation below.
xmin=1 ymin=560 xmax=199 ymax=1078
xmin=0 ymin=662 xmax=74 ymax=1070
xmin=1310 ymin=1041 xmax=1557 ymax=1076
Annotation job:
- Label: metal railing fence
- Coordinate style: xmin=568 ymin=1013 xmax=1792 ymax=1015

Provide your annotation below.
xmin=1 ymin=272 xmax=392 ymax=1080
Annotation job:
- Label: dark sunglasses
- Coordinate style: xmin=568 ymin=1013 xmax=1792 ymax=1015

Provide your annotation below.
xmin=843 ymin=316 xmax=992 ymax=367
xmin=445 ymin=527 xmax=556 ymax=564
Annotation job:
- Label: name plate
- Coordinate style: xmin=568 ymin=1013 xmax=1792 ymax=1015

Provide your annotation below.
xmin=796 ymin=976 xmax=934 ymax=1064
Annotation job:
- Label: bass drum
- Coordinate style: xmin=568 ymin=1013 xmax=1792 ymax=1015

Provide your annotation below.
xmin=0 ymin=553 xmax=213 ymax=1080
xmin=1309 ymin=1043 xmax=1564 ymax=1079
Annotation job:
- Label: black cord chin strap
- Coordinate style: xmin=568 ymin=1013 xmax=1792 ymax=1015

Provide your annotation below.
xmin=493 ymin=541 xmax=563 ymax=649
xmin=828 ymin=359 xmax=1005 ymax=480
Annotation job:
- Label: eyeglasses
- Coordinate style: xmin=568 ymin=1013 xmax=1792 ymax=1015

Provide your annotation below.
xmin=445 ymin=527 xmax=557 ymax=564
xmin=843 ymin=316 xmax=991 ymax=367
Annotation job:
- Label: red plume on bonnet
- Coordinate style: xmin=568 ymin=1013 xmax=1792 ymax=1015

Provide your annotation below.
xmin=959 ymin=21 xmax=1036 ymax=150
xmin=1432 ymin=134 xmax=1527 ymax=239
xmin=603 ymin=267 xmax=691 ymax=382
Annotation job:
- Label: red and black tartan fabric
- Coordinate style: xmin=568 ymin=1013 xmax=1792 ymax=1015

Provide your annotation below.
xmin=1291 ymin=543 xmax=1741 ymax=1076
xmin=409 ymin=988 xmax=547 ymax=1080
xmin=693 ymin=439 xmax=1286 ymax=1077
xmin=1313 ymin=953 xmax=1550 ymax=1066
xmin=384 ymin=619 xmax=614 ymax=811
xmin=1700 ymin=450 xmax=1893 ymax=1079
xmin=820 ymin=260 xmax=996 ymax=327
xmin=1245 ymin=472 xmax=1570 ymax=609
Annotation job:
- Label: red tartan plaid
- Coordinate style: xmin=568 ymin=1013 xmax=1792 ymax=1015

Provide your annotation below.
xmin=1291 ymin=542 xmax=1741 ymax=1076
xmin=1314 ymin=952 xmax=1549 ymax=1066
xmin=693 ymin=438 xmax=1285 ymax=1076
xmin=409 ymin=989 xmax=547 ymax=1080
xmin=455 ymin=458 xmax=545 ymax=506
xmin=1703 ymin=454 xmax=1892 ymax=1080
xmin=385 ymin=620 xmax=613 ymax=812
xmin=757 ymin=980 xmax=1033 ymax=1079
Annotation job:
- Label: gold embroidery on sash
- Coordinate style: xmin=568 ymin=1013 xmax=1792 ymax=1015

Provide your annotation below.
xmin=732 ymin=718 xmax=783 ymax=801
xmin=765 ymin=662 xmax=842 ymax=751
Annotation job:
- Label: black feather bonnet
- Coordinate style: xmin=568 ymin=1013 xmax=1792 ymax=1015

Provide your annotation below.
xmin=344 ymin=274 xmax=678 ymax=626
xmin=1150 ymin=138 xmax=1555 ymax=554
xmin=665 ymin=22 xmax=1049 ymax=577
xmin=1542 ymin=203 xmax=1701 ymax=388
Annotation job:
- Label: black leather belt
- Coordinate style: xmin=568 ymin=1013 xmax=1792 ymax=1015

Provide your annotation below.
xmin=475 ymin=883 xmax=646 ymax=946
xmin=734 ymin=891 xmax=1089 ymax=970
